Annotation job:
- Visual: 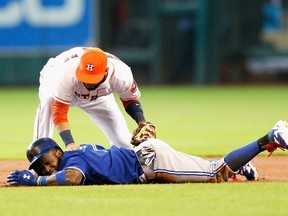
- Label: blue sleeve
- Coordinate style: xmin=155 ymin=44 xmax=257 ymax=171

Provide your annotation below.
xmin=60 ymin=154 xmax=88 ymax=179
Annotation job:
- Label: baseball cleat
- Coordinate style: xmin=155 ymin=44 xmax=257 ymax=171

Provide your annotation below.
xmin=267 ymin=120 xmax=288 ymax=156
xmin=237 ymin=162 xmax=259 ymax=181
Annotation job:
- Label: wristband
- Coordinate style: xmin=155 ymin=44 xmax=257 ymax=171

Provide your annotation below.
xmin=37 ymin=176 xmax=47 ymax=186
xmin=125 ymin=101 xmax=145 ymax=124
xmin=60 ymin=130 xmax=75 ymax=146
xmin=55 ymin=170 xmax=67 ymax=185
xmin=36 ymin=171 xmax=67 ymax=186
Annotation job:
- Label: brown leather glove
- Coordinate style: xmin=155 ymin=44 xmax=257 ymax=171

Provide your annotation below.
xmin=131 ymin=121 xmax=156 ymax=146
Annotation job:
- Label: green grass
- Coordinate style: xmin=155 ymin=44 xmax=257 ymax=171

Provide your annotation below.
xmin=0 ymin=183 xmax=287 ymax=216
xmin=2 ymin=85 xmax=288 ymax=158
xmin=1 ymin=85 xmax=288 ymax=216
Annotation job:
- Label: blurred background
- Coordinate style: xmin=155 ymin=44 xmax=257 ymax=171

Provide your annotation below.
xmin=1 ymin=0 xmax=288 ymax=86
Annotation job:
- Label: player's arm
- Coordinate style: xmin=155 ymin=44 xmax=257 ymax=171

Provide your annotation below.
xmin=116 ymin=71 xmax=156 ymax=144
xmin=7 ymin=169 xmax=84 ymax=186
xmin=122 ymin=99 xmax=156 ymax=145
xmin=53 ymin=100 xmax=79 ymax=150
xmin=122 ymin=99 xmax=145 ymax=124
xmin=38 ymin=169 xmax=84 ymax=186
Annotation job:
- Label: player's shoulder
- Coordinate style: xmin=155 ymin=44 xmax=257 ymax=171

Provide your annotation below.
xmin=79 ymin=144 xmax=108 ymax=151
xmin=107 ymin=60 xmax=133 ymax=83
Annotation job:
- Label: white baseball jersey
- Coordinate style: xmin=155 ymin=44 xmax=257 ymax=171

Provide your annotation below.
xmin=33 ymin=47 xmax=140 ymax=148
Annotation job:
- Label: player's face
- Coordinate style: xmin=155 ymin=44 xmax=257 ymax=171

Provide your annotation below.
xmin=83 ymin=68 xmax=108 ymax=90
xmin=33 ymin=148 xmax=63 ymax=176
xmin=84 ymin=83 xmax=99 ymax=90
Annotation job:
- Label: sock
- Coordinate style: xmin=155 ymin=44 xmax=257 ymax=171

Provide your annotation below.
xmin=224 ymin=140 xmax=261 ymax=172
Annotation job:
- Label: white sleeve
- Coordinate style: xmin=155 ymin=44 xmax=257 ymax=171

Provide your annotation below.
xmin=109 ymin=58 xmax=141 ymax=101
xmin=52 ymin=65 xmax=77 ymax=105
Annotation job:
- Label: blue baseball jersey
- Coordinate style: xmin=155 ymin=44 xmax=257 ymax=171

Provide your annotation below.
xmin=59 ymin=144 xmax=144 ymax=185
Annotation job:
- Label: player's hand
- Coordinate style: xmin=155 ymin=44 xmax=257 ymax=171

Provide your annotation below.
xmin=7 ymin=170 xmax=39 ymax=186
xmin=66 ymin=143 xmax=80 ymax=151
xmin=131 ymin=121 xmax=156 ymax=146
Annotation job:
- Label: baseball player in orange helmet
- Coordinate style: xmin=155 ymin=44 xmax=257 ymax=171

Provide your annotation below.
xmin=33 ymin=47 xmax=156 ymax=150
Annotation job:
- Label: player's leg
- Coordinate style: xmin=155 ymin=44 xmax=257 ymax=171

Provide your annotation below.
xmin=33 ymin=97 xmax=54 ymax=141
xmin=136 ymin=139 xmax=217 ymax=183
xmin=224 ymin=120 xmax=288 ymax=175
xmin=138 ymin=138 xmax=255 ymax=183
xmin=33 ymin=59 xmax=59 ymax=141
xmin=223 ymin=140 xmax=260 ymax=174
xmin=33 ymin=71 xmax=55 ymax=140
xmin=77 ymin=94 xmax=132 ymax=148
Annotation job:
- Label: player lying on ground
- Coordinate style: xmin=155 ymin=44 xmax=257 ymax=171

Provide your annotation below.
xmin=7 ymin=120 xmax=288 ymax=186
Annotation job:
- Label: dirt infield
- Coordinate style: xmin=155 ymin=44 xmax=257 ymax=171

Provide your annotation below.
xmin=1 ymin=156 xmax=287 ymax=186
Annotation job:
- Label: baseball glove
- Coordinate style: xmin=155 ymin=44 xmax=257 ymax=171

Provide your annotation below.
xmin=131 ymin=121 xmax=156 ymax=146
